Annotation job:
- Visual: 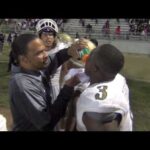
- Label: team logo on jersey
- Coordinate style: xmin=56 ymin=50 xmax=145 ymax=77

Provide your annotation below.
xmin=95 ymin=86 xmax=108 ymax=100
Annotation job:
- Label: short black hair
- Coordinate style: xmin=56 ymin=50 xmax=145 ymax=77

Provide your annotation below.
xmin=94 ymin=44 xmax=124 ymax=76
xmin=11 ymin=33 xmax=38 ymax=65
xmin=90 ymin=38 xmax=98 ymax=47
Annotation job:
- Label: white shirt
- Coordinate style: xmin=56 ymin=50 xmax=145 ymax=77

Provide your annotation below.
xmin=48 ymin=42 xmax=69 ymax=103
xmin=62 ymin=68 xmax=90 ymax=91
xmin=0 ymin=114 xmax=7 ymax=131
xmin=76 ymin=73 xmax=133 ymax=131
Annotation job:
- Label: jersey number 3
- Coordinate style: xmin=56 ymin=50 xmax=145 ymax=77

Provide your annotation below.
xmin=95 ymin=86 xmax=108 ymax=100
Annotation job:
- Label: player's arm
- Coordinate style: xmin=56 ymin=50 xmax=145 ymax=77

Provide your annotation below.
xmin=82 ymin=112 xmax=122 ymax=131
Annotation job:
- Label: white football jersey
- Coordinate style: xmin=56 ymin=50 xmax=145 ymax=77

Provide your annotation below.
xmin=48 ymin=42 xmax=69 ymax=103
xmin=76 ymin=73 xmax=133 ymax=131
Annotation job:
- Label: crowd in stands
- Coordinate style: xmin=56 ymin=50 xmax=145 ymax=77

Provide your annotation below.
xmin=127 ymin=19 xmax=150 ymax=36
xmin=1 ymin=19 xmax=150 ymax=48
xmin=15 ymin=19 xmax=40 ymax=32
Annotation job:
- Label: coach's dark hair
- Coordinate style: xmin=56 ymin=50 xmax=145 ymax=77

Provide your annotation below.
xmin=11 ymin=34 xmax=38 ymax=65
xmin=94 ymin=44 xmax=124 ymax=78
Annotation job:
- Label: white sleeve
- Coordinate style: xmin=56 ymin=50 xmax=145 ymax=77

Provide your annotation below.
xmin=0 ymin=114 xmax=7 ymax=131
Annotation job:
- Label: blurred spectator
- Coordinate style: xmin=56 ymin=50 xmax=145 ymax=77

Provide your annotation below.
xmin=0 ymin=32 xmax=5 ymax=54
xmin=75 ymin=32 xmax=80 ymax=38
xmin=115 ymin=26 xmax=121 ymax=39
xmin=86 ymin=24 xmax=92 ymax=33
xmin=82 ymin=19 xmax=85 ymax=27
xmin=116 ymin=19 xmax=120 ymax=24
xmin=105 ymin=20 xmax=110 ymax=29
xmin=102 ymin=22 xmax=110 ymax=39
xmin=95 ymin=19 xmax=98 ymax=24
xmin=7 ymin=32 xmax=16 ymax=46
xmin=79 ymin=19 xmax=85 ymax=27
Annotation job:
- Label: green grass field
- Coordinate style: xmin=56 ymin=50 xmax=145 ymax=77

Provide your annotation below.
xmin=127 ymin=79 xmax=150 ymax=130
xmin=0 ymin=43 xmax=150 ymax=131
xmin=0 ymin=62 xmax=9 ymax=108
xmin=122 ymin=53 xmax=150 ymax=81
xmin=0 ymin=44 xmax=10 ymax=108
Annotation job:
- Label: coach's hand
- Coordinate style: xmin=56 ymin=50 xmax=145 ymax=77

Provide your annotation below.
xmin=67 ymin=38 xmax=89 ymax=59
xmin=65 ymin=75 xmax=80 ymax=87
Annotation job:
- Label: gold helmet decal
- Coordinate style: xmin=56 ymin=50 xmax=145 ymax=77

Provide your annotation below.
xmin=58 ymin=33 xmax=73 ymax=44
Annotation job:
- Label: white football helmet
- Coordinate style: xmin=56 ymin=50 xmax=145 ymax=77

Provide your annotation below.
xmin=36 ymin=19 xmax=58 ymax=33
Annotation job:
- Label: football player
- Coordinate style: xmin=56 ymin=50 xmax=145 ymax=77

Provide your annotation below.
xmin=76 ymin=44 xmax=133 ymax=131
